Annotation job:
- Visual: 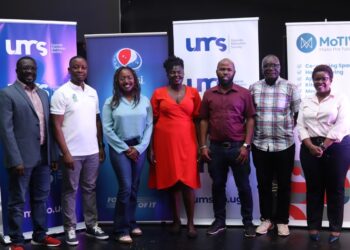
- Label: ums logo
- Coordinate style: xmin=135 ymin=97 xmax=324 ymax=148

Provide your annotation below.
xmin=5 ymin=39 xmax=48 ymax=56
xmin=296 ymin=33 xmax=317 ymax=53
xmin=186 ymin=37 xmax=227 ymax=52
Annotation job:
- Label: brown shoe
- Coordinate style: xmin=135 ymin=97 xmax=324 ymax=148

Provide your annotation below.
xmin=168 ymin=221 xmax=181 ymax=233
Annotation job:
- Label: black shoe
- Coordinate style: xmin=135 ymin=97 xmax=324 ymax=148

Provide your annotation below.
xmin=206 ymin=221 xmax=226 ymax=235
xmin=309 ymin=233 xmax=320 ymax=241
xmin=329 ymin=234 xmax=340 ymax=244
xmin=244 ymin=224 xmax=256 ymax=238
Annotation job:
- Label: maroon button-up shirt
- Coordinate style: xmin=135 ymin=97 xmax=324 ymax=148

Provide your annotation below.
xmin=199 ymin=84 xmax=256 ymax=142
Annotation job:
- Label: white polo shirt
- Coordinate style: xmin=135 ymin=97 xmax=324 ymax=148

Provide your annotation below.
xmin=50 ymin=81 xmax=100 ymax=156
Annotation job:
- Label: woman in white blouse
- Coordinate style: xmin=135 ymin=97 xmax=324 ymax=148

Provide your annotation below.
xmin=297 ymin=64 xmax=350 ymax=243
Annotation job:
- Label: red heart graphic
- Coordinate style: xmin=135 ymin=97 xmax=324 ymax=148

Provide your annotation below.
xmin=118 ymin=49 xmax=131 ymax=65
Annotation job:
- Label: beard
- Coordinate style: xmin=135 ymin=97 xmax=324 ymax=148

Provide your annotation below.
xmin=217 ymin=75 xmax=234 ymax=87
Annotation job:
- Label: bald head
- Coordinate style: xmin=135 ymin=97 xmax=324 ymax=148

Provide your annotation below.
xmin=217 ymin=58 xmax=235 ymax=70
xmin=216 ymin=58 xmax=236 ymax=87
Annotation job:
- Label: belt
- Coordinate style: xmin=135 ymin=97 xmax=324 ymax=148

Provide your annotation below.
xmin=310 ymin=136 xmax=325 ymax=146
xmin=124 ymin=138 xmax=139 ymax=146
xmin=210 ymin=140 xmax=243 ymax=148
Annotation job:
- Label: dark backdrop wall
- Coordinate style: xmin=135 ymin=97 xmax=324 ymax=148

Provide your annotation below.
xmin=121 ymin=0 xmax=350 ymax=78
xmin=2 ymin=0 xmax=349 ymax=77
xmin=1 ymin=0 xmax=120 ymax=43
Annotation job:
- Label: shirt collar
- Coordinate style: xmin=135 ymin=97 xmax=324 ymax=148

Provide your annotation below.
xmin=211 ymin=83 xmax=239 ymax=93
xmin=68 ymin=80 xmax=85 ymax=91
xmin=121 ymin=96 xmax=135 ymax=105
xmin=263 ymin=76 xmax=281 ymax=86
xmin=311 ymin=89 xmax=335 ymax=102
xmin=18 ymin=78 xmax=38 ymax=92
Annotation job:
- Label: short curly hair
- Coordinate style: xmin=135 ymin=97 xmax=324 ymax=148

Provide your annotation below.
xmin=312 ymin=64 xmax=333 ymax=81
xmin=163 ymin=56 xmax=184 ymax=74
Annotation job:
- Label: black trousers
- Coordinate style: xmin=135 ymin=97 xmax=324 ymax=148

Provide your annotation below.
xmin=300 ymin=135 xmax=350 ymax=232
xmin=252 ymin=144 xmax=295 ymax=224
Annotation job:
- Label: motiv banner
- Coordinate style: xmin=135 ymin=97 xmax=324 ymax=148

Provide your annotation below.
xmin=286 ymin=21 xmax=350 ymax=227
xmin=85 ymin=32 xmax=171 ymax=222
xmin=0 ymin=19 xmax=77 ymax=241
xmin=173 ymin=17 xmax=260 ymax=225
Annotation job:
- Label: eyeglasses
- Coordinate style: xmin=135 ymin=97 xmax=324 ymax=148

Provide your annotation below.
xmin=263 ymin=63 xmax=280 ymax=69
xmin=313 ymin=77 xmax=330 ymax=81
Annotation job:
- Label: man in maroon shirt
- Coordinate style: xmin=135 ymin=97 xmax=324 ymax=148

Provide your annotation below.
xmin=199 ymin=58 xmax=256 ymax=237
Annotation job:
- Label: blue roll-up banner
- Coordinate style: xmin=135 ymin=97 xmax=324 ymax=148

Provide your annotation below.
xmin=85 ymin=32 xmax=171 ymax=222
xmin=0 ymin=19 xmax=77 ymax=242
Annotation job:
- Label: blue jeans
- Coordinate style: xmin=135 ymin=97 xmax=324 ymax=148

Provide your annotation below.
xmin=109 ymin=146 xmax=146 ymax=236
xmin=8 ymin=162 xmax=50 ymax=243
xmin=208 ymin=142 xmax=253 ymax=226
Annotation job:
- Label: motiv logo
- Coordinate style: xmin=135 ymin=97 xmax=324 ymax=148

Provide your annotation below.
xmin=296 ymin=33 xmax=317 ymax=53
xmin=186 ymin=37 xmax=227 ymax=52
xmin=5 ymin=39 xmax=48 ymax=56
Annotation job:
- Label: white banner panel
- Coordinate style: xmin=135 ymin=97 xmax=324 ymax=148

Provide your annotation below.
xmin=173 ymin=17 xmax=260 ymax=95
xmin=287 ymin=21 xmax=350 ymax=99
xmin=287 ymin=21 xmax=350 ymax=227
xmin=173 ymin=17 xmax=260 ymax=225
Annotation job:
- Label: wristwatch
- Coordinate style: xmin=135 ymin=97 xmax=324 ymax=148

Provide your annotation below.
xmin=319 ymin=142 xmax=326 ymax=151
xmin=243 ymin=143 xmax=251 ymax=150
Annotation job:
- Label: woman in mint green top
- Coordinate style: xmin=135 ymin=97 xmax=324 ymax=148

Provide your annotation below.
xmin=102 ymin=66 xmax=153 ymax=243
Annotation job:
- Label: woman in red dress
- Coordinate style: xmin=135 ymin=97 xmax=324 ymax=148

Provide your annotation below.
xmin=148 ymin=56 xmax=201 ymax=238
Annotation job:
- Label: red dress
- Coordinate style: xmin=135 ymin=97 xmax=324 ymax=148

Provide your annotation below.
xmin=148 ymin=86 xmax=201 ymax=189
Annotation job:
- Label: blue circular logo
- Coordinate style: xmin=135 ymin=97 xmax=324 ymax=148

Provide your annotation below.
xmin=296 ymin=33 xmax=317 ymax=53
xmin=112 ymin=48 xmax=142 ymax=70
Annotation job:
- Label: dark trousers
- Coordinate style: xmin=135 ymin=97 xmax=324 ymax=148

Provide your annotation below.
xmin=7 ymin=145 xmax=50 ymax=244
xmin=300 ymin=136 xmax=350 ymax=232
xmin=208 ymin=142 xmax=253 ymax=226
xmin=252 ymin=144 xmax=295 ymax=224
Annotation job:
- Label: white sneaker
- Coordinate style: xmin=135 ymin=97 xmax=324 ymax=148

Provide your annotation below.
xmin=256 ymin=220 xmax=274 ymax=234
xmin=65 ymin=229 xmax=79 ymax=246
xmin=277 ymin=224 xmax=290 ymax=236
xmin=86 ymin=224 xmax=109 ymax=240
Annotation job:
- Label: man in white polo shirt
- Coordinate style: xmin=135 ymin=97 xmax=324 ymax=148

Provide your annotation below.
xmin=51 ymin=56 xmax=108 ymax=245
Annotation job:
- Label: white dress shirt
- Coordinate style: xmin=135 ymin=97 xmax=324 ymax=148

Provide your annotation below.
xmin=297 ymin=90 xmax=350 ymax=142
